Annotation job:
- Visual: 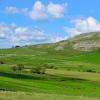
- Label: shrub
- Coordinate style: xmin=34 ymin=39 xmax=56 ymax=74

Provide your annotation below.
xmin=85 ymin=69 xmax=96 ymax=73
xmin=17 ymin=64 xmax=24 ymax=69
xmin=11 ymin=64 xmax=24 ymax=72
xmin=0 ymin=61 xmax=5 ymax=64
xmin=44 ymin=64 xmax=57 ymax=69
xmin=11 ymin=66 xmax=18 ymax=72
xmin=31 ymin=67 xmax=46 ymax=74
xmin=86 ymin=69 xmax=92 ymax=72
xmin=15 ymin=45 xmax=20 ymax=48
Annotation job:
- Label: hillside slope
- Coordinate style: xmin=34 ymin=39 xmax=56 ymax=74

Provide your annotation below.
xmin=0 ymin=32 xmax=100 ymax=54
xmin=0 ymin=32 xmax=100 ymax=98
xmin=0 ymin=32 xmax=100 ymax=70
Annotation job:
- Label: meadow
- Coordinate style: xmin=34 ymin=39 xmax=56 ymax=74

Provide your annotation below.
xmin=0 ymin=43 xmax=100 ymax=100
xmin=0 ymin=91 xmax=100 ymax=100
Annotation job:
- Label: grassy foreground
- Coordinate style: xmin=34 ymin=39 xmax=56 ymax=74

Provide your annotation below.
xmin=0 ymin=91 xmax=100 ymax=100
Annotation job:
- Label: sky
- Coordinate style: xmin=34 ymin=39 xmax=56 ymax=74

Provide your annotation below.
xmin=0 ymin=0 xmax=100 ymax=48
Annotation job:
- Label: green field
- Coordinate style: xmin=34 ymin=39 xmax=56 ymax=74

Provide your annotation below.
xmin=0 ymin=92 xmax=100 ymax=100
xmin=0 ymin=33 xmax=100 ymax=100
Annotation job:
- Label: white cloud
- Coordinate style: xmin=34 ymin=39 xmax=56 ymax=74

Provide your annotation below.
xmin=47 ymin=2 xmax=65 ymax=18
xmin=3 ymin=1 xmax=67 ymax=21
xmin=4 ymin=6 xmax=19 ymax=13
xmin=15 ymin=27 xmax=29 ymax=34
xmin=4 ymin=6 xmax=28 ymax=15
xmin=0 ymin=22 xmax=65 ymax=46
xmin=14 ymin=27 xmax=44 ymax=36
xmin=29 ymin=1 xmax=66 ymax=20
xmin=29 ymin=1 xmax=48 ymax=20
xmin=64 ymin=17 xmax=100 ymax=37
xmin=0 ymin=22 xmax=70 ymax=47
xmin=0 ymin=23 xmax=12 ymax=39
xmin=11 ymin=26 xmax=46 ymax=46
xmin=0 ymin=22 xmax=46 ymax=46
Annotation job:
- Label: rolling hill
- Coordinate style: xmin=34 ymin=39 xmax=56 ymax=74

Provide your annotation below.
xmin=0 ymin=32 xmax=100 ymax=99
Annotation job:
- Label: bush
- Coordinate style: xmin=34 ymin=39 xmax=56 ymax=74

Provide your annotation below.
xmin=0 ymin=61 xmax=5 ymax=64
xmin=11 ymin=66 xmax=17 ymax=72
xmin=31 ymin=67 xmax=46 ymax=74
xmin=44 ymin=64 xmax=57 ymax=69
xmin=86 ymin=69 xmax=92 ymax=72
xmin=15 ymin=45 xmax=20 ymax=48
xmin=11 ymin=64 xmax=24 ymax=72
xmin=85 ymin=69 xmax=96 ymax=73
xmin=17 ymin=64 xmax=24 ymax=69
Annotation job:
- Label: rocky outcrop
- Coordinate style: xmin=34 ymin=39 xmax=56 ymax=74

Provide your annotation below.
xmin=73 ymin=41 xmax=100 ymax=51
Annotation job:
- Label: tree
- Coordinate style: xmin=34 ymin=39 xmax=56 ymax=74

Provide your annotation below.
xmin=15 ymin=45 xmax=20 ymax=48
xmin=11 ymin=64 xmax=24 ymax=72
xmin=31 ymin=67 xmax=46 ymax=74
xmin=11 ymin=66 xmax=18 ymax=72
xmin=0 ymin=60 xmax=4 ymax=64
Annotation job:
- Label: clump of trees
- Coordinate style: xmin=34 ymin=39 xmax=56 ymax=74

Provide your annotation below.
xmin=11 ymin=63 xmax=58 ymax=74
xmin=31 ymin=67 xmax=46 ymax=74
xmin=30 ymin=64 xmax=58 ymax=74
xmin=84 ymin=69 xmax=96 ymax=73
xmin=15 ymin=45 xmax=20 ymax=48
xmin=11 ymin=64 xmax=24 ymax=72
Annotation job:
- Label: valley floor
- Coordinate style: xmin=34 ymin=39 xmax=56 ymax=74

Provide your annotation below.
xmin=0 ymin=48 xmax=100 ymax=100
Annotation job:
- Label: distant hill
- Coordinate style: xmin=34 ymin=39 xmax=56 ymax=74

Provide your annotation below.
xmin=31 ymin=32 xmax=100 ymax=52
xmin=30 ymin=32 xmax=100 ymax=52
xmin=0 ymin=32 xmax=100 ymax=56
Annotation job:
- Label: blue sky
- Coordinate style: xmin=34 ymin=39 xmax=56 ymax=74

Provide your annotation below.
xmin=0 ymin=0 xmax=100 ymax=48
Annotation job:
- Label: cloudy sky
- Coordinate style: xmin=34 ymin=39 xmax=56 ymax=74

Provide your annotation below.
xmin=0 ymin=0 xmax=100 ymax=48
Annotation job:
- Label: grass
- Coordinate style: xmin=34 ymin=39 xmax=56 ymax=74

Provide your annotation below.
xmin=66 ymin=52 xmax=100 ymax=64
xmin=0 ymin=91 xmax=100 ymax=100
xmin=0 ymin=71 xmax=100 ymax=97
xmin=0 ymin=49 xmax=100 ymax=98
xmin=46 ymin=69 xmax=100 ymax=82
xmin=0 ymin=51 xmax=100 ymax=70
xmin=0 ymin=33 xmax=100 ymax=99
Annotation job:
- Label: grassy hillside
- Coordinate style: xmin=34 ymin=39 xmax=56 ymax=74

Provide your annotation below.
xmin=0 ymin=32 xmax=100 ymax=99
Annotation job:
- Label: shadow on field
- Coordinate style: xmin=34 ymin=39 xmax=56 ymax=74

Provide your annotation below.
xmin=0 ymin=71 xmax=44 ymax=80
xmin=0 ymin=71 xmax=86 ymax=82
